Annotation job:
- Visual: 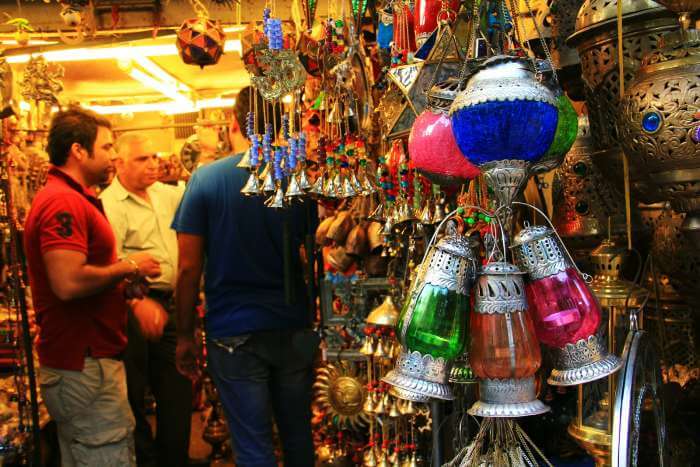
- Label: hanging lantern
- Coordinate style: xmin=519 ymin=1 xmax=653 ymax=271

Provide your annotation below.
xmin=383 ymin=230 xmax=478 ymax=402
xmin=449 ymin=56 xmax=559 ymax=207
xmin=512 ymin=226 xmax=622 ymax=386
xmin=176 ymin=4 xmax=226 ymax=68
xmin=618 ymin=21 xmax=700 ymax=244
xmin=468 ymin=262 xmax=550 ymax=417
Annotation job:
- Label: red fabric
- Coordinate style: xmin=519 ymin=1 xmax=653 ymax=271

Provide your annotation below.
xmin=24 ymin=167 xmax=127 ymax=371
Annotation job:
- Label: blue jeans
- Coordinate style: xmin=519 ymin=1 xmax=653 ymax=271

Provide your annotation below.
xmin=206 ymin=328 xmax=319 ymax=467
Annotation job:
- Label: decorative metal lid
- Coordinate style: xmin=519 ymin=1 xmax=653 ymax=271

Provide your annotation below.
xmin=419 ymin=234 xmax=478 ymax=295
xmin=569 ymin=0 xmax=671 ymax=46
xmin=426 ymin=77 xmax=465 ymax=113
xmin=589 ymin=239 xmax=648 ymax=305
xmin=512 ymin=225 xmax=572 ymax=280
xmin=450 ymin=56 xmax=557 ymax=112
xmin=474 ymin=262 xmax=529 ymax=314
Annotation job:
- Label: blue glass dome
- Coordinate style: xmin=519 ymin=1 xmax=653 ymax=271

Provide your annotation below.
xmin=451 ymin=100 xmax=558 ymax=165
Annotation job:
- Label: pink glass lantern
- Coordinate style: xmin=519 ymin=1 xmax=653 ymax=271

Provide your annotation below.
xmin=408 ymin=110 xmax=480 ymax=186
xmin=512 ymin=225 xmax=623 ymax=386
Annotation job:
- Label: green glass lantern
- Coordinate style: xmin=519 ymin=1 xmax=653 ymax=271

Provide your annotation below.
xmin=383 ymin=232 xmax=478 ymax=402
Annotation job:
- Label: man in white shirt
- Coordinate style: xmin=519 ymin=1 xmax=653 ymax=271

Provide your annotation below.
xmin=101 ymin=133 xmax=191 ymax=467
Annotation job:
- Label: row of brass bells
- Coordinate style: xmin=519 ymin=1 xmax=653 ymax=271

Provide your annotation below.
xmin=359 ymin=336 xmax=399 ymax=359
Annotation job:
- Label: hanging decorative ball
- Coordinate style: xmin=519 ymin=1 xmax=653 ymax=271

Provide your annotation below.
xmin=176 ymin=16 xmax=226 ymax=68
xmin=449 ymin=56 xmax=559 ymax=166
xmin=408 ymin=110 xmax=480 ymax=186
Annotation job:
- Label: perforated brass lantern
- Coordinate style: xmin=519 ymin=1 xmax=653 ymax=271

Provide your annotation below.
xmin=619 ymin=24 xmax=700 ymax=244
xmin=383 ymin=233 xmax=477 ymax=402
xmin=512 ymin=226 xmax=622 ymax=386
xmin=567 ymin=0 xmax=678 ymax=151
xmin=468 ymin=262 xmax=550 ymax=418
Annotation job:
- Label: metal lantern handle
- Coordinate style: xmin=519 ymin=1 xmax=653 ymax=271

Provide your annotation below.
xmin=510 ymin=200 xmax=592 ymax=283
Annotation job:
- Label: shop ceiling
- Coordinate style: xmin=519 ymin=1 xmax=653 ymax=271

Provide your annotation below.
xmin=0 ymin=0 xmax=327 ymax=107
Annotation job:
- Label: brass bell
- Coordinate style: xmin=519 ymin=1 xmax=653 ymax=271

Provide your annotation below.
xmin=309 ymin=171 xmax=326 ymax=197
xmin=360 ymin=335 xmax=375 ymax=356
xmin=342 ymin=175 xmax=358 ymax=198
xmin=389 ymin=398 xmax=401 ymax=418
xmin=401 ymin=400 xmax=416 ymax=416
xmin=367 ymin=296 xmax=400 ymax=327
xmin=400 ymin=456 xmax=411 ymax=467
xmin=388 ymin=451 xmax=400 ymax=467
xmin=265 ymin=185 xmax=285 ymax=209
xmin=396 ymin=200 xmax=417 ymax=225
xmin=408 ymin=452 xmax=417 ymax=467
xmin=298 ymin=168 xmax=311 ymax=190
xmin=373 ymin=338 xmax=387 ymax=358
xmin=359 ymin=168 xmax=377 ymax=195
xmin=369 ymin=203 xmax=386 ymax=223
xmin=376 ymin=452 xmax=388 ymax=467
xmin=364 ymin=447 xmax=377 ymax=467
xmin=323 ymin=172 xmax=339 ymax=198
xmin=285 ymin=173 xmax=304 ymax=199
xmin=240 ymin=172 xmax=261 ymax=196
xmin=363 ymin=392 xmax=375 ymax=413
xmin=432 ymin=203 xmax=445 ymax=224
xmin=382 ymin=211 xmax=395 ymax=235
xmin=350 ymin=171 xmax=364 ymax=194
xmin=419 ymin=202 xmax=433 ymax=224
xmin=373 ymin=393 xmax=386 ymax=414
xmin=237 ymin=148 xmax=252 ymax=169
xmin=261 ymin=167 xmax=276 ymax=194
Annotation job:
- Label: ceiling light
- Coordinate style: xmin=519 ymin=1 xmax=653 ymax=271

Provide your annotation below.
xmin=87 ymin=97 xmax=236 ymax=116
xmin=128 ymin=68 xmax=190 ymax=104
xmin=132 ymin=55 xmax=191 ymax=93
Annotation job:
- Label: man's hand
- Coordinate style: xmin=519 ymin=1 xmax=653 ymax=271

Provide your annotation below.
xmin=131 ymin=297 xmax=168 ymax=340
xmin=176 ymin=336 xmax=201 ymax=381
xmin=126 ymin=252 xmax=161 ymax=278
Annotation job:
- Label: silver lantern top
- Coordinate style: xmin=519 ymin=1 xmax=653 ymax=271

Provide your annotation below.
xmin=449 ymin=56 xmax=557 ymax=114
xmin=512 ymin=225 xmax=572 ymax=281
xmin=474 ymin=262 xmax=529 ymax=314
xmin=420 ymin=234 xmax=478 ymax=296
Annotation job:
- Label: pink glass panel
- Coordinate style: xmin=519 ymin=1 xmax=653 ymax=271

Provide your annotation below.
xmin=525 ymin=267 xmax=602 ymax=348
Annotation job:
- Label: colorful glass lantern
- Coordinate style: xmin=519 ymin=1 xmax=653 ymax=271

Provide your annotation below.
xmin=408 ymin=109 xmax=480 ymax=186
xmin=449 ymin=56 xmax=559 ymax=208
xmin=176 ymin=16 xmax=226 ymax=68
xmin=512 ymin=226 xmax=622 ymax=386
xmin=449 ymin=56 xmax=559 ymax=166
xmin=468 ymin=262 xmax=550 ymax=417
xmin=383 ymin=232 xmax=477 ymax=402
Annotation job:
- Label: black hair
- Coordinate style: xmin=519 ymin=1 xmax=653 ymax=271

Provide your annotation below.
xmin=47 ymin=106 xmax=111 ymax=166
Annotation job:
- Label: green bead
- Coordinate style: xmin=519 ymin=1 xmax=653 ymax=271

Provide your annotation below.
xmin=335 ymin=19 xmax=344 ymax=27
xmin=484 ymin=216 xmax=491 ymax=223
xmin=466 ymin=217 xmax=476 ymax=225
xmin=477 ymin=213 xmax=485 ymax=220
xmin=456 ymin=207 xmax=465 ymax=215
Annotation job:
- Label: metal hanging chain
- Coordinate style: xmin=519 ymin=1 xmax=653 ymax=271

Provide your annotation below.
xmin=522 ymin=0 xmax=558 ymax=81
xmin=188 ymin=0 xmax=209 ymax=18
xmin=457 ymin=0 xmax=482 ymax=83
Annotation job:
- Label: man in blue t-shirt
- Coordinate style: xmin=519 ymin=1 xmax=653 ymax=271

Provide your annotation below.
xmin=172 ymin=88 xmax=318 ymax=467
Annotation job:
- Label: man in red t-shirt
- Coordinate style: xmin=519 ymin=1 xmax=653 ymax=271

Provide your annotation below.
xmin=24 ymin=107 xmax=161 ymax=466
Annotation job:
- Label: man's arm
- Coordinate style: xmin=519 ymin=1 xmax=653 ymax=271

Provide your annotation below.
xmin=174 ymin=232 xmax=204 ymax=380
xmin=43 ymin=250 xmax=160 ymax=301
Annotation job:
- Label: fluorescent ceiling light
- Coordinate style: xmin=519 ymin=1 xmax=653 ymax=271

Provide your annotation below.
xmin=132 ymin=55 xmax=191 ymax=93
xmin=1 ymin=39 xmax=58 ymax=46
xmin=4 ymin=39 xmax=243 ymax=64
xmin=87 ymin=97 xmax=236 ymax=115
xmin=128 ymin=68 xmax=190 ymax=103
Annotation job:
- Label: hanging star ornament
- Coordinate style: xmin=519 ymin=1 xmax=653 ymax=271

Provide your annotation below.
xmin=379 ymin=23 xmax=464 ymax=138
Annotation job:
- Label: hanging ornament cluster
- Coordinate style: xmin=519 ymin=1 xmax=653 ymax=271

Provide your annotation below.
xmin=176 ymin=0 xmax=226 ymax=68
